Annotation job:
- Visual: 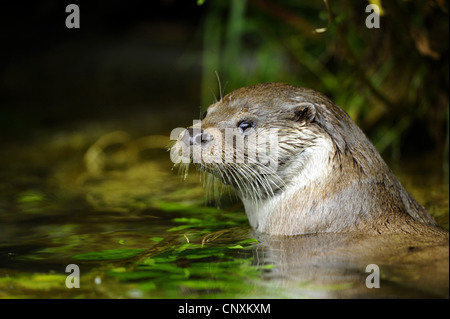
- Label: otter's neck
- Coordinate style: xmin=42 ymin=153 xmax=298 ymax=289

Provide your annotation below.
xmin=241 ymin=136 xmax=336 ymax=235
xmin=239 ymin=136 xmax=435 ymax=236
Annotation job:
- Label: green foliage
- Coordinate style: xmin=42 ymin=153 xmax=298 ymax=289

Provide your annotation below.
xmin=73 ymin=249 xmax=144 ymax=261
xmin=104 ymin=234 xmax=268 ymax=298
xmin=200 ymin=0 xmax=449 ymax=160
xmin=167 ymin=214 xmax=246 ymax=233
xmin=149 ymin=237 xmax=164 ymax=243
xmin=66 ymin=198 xmax=265 ymax=297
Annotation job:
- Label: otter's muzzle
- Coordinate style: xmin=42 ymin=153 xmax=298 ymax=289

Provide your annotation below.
xmin=181 ymin=128 xmax=213 ymax=147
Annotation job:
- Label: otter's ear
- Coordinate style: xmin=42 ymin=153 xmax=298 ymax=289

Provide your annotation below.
xmin=290 ymin=102 xmax=316 ymax=123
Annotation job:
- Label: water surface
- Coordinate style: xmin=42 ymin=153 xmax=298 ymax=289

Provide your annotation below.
xmin=0 ymin=123 xmax=448 ymax=298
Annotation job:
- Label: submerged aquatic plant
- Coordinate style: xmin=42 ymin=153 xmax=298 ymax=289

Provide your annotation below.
xmin=71 ymin=230 xmax=269 ymax=298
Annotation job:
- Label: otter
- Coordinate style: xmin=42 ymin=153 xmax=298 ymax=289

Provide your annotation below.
xmin=171 ymin=82 xmax=447 ymax=236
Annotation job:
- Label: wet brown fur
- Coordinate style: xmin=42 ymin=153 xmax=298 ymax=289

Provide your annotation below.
xmin=176 ymin=83 xmax=448 ymax=237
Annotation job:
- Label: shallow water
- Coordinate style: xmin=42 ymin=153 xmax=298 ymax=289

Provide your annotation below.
xmin=0 ymin=123 xmax=448 ymax=299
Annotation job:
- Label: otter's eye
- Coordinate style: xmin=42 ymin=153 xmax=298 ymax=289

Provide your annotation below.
xmin=238 ymin=120 xmax=254 ymax=134
xmin=202 ymin=110 xmax=208 ymax=119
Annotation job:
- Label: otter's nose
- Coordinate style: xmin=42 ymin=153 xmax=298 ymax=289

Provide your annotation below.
xmin=181 ymin=128 xmax=212 ymax=146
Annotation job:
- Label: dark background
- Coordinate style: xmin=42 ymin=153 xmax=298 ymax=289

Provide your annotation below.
xmin=0 ymin=0 xmax=448 ymax=164
xmin=0 ymin=1 xmax=205 ymax=140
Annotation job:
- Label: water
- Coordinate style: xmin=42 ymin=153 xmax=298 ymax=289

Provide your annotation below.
xmin=0 ymin=122 xmax=448 ymax=298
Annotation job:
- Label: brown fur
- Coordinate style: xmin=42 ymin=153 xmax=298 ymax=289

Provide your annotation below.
xmin=174 ymin=82 xmax=448 ymax=237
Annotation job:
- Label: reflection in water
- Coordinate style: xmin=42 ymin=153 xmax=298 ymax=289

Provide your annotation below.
xmin=0 ymin=127 xmax=448 ymax=298
xmin=254 ymin=231 xmax=449 ymax=298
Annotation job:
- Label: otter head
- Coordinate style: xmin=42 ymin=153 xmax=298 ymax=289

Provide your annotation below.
xmin=171 ymin=82 xmax=347 ymax=203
